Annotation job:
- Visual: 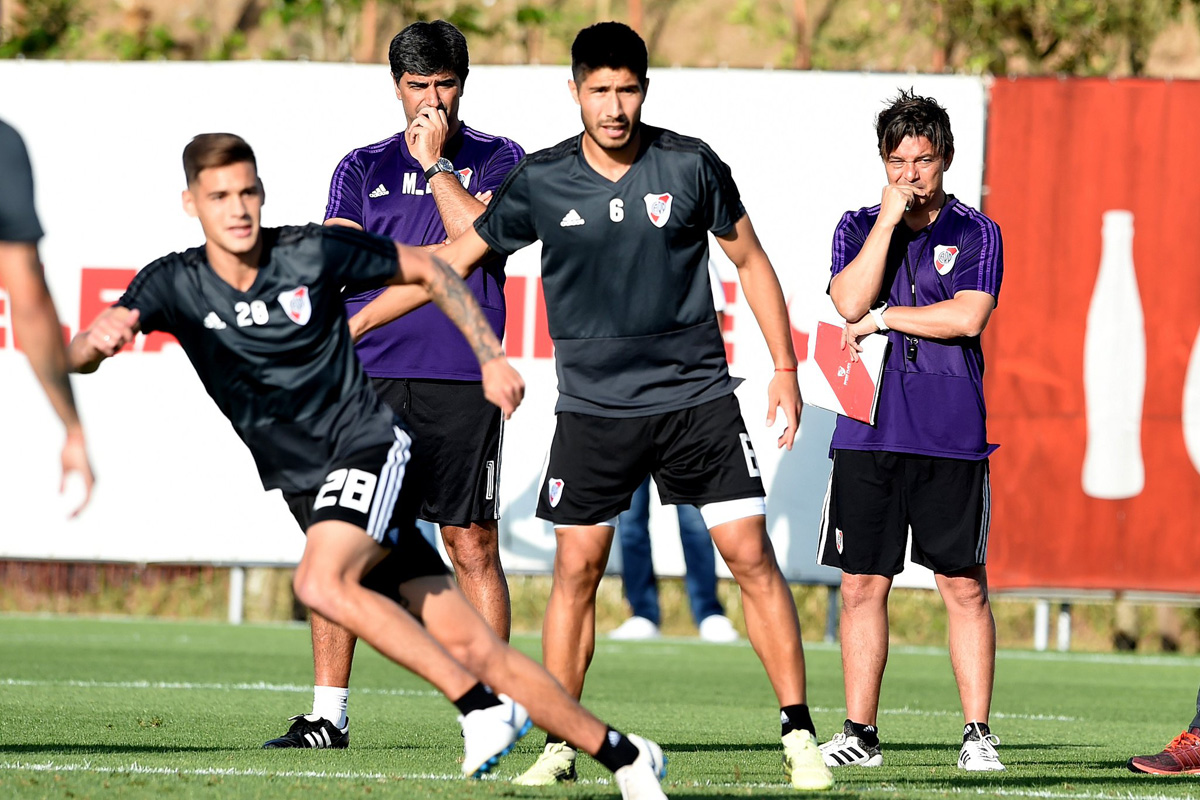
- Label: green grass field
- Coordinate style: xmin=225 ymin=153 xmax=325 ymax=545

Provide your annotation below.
xmin=2 ymin=616 xmax=1199 ymax=799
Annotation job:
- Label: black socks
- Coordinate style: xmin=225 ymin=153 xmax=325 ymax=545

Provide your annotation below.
xmin=849 ymin=720 xmax=880 ymax=747
xmin=592 ymin=727 xmax=640 ymax=772
xmin=780 ymin=704 xmax=816 ymax=737
xmin=452 ymin=682 xmax=501 ymax=715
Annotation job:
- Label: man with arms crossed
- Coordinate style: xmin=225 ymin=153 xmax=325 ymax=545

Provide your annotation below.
xmin=0 ymin=118 xmax=94 ymax=515
xmin=68 ymin=134 xmax=668 ymax=800
xmin=265 ymin=19 xmax=525 ymax=749
xmin=817 ymin=90 xmax=1005 ymax=771
xmin=355 ymin=22 xmax=833 ymax=791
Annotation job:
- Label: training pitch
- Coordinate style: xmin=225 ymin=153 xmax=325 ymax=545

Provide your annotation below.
xmin=1 ymin=616 xmax=1198 ymax=798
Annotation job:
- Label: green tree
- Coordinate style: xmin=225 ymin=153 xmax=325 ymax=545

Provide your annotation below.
xmin=1 ymin=0 xmax=86 ymax=57
xmin=929 ymin=0 xmax=1186 ymax=76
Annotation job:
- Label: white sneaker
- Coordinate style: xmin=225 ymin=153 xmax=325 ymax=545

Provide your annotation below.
xmin=820 ymin=719 xmax=882 ymax=767
xmin=610 ymin=616 xmax=661 ymax=640
xmin=457 ymin=694 xmax=532 ymax=778
xmin=958 ymin=722 xmax=1005 ymax=771
xmin=512 ymin=741 xmax=578 ymax=785
xmin=697 ymin=614 xmax=739 ymax=643
xmin=614 ymin=733 xmax=668 ymax=800
xmin=783 ymin=729 xmax=835 ymax=790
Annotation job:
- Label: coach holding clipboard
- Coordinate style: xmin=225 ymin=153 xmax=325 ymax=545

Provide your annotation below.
xmin=814 ymin=89 xmax=1006 ymax=773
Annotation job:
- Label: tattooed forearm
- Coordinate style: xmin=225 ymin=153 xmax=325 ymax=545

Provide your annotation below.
xmin=425 ymin=254 xmax=504 ymax=365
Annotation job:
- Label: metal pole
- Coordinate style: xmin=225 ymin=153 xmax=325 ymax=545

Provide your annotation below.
xmin=228 ymin=565 xmax=245 ymax=625
xmin=1033 ymin=599 xmax=1049 ymax=651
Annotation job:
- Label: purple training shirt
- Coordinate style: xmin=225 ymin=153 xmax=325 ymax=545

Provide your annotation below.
xmin=828 ymin=196 xmax=1003 ymax=460
xmin=326 ymin=124 xmax=524 ymax=380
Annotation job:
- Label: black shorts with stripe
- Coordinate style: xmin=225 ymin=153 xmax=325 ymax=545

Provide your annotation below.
xmin=817 ymin=449 xmax=991 ymax=576
xmin=371 ymin=378 xmax=502 ymax=528
xmin=284 ymin=426 xmax=450 ymax=602
xmin=536 ymin=393 xmax=766 ymax=525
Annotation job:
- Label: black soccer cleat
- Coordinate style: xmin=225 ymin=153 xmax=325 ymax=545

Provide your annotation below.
xmin=263 ymin=714 xmax=349 ymax=749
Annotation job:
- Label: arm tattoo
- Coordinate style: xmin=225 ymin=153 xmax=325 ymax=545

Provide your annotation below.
xmin=426 ymin=256 xmax=503 ymax=364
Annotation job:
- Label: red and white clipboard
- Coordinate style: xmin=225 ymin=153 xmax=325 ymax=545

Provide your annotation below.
xmin=803 ymin=320 xmax=889 ymax=424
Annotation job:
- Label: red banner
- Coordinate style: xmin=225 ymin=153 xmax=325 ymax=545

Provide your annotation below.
xmin=984 ymin=78 xmax=1200 ymax=592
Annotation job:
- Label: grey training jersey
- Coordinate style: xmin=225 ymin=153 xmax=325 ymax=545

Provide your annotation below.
xmin=0 ymin=119 xmax=44 ymax=243
xmin=474 ymin=125 xmax=743 ymax=418
xmin=117 ymin=224 xmax=402 ymax=493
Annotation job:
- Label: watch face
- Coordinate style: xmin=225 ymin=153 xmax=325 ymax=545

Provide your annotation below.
xmin=437 ymin=158 xmax=454 ymax=172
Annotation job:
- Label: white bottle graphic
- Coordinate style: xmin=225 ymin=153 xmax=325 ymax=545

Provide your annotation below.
xmin=1082 ymin=210 xmax=1146 ymax=499
xmin=1184 ymin=326 xmax=1200 ymax=475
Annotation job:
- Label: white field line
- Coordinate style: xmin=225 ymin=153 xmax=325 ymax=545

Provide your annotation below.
xmin=809 ymin=705 xmax=1077 ymax=722
xmin=0 ymin=678 xmax=1073 ymax=722
xmin=0 ymin=762 xmax=1194 ymax=800
xmin=0 ymin=678 xmax=437 ymax=697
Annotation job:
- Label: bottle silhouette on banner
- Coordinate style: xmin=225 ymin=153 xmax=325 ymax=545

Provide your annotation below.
xmin=1082 ymin=210 xmax=1146 ymax=500
xmin=1185 ymin=324 xmax=1200 ymax=476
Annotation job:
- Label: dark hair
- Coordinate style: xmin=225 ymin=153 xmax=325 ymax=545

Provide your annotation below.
xmin=875 ymin=89 xmax=954 ymax=161
xmin=570 ymin=21 xmax=648 ymax=87
xmin=182 ymin=133 xmax=256 ymax=186
xmin=388 ymin=20 xmax=469 ymax=85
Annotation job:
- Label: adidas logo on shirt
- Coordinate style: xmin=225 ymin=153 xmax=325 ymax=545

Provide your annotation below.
xmin=559 ymin=209 xmax=585 ymax=227
xmin=369 ymin=184 xmax=389 ymax=198
xmin=203 ymin=311 xmax=227 ymax=330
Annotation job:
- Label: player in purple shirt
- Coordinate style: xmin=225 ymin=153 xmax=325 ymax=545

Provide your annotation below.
xmin=265 ymin=20 xmax=528 ymax=758
xmin=263 ymin=20 xmax=526 ymax=750
xmin=815 ymin=90 xmax=1006 ymax=772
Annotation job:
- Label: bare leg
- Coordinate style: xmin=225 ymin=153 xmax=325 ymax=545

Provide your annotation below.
xmin=405 ymin=574 xmax=607 ymax=755
xmin=935 ymin=566 xmax=995 ymax=724
xmin=441 ymin=520 xmax=511 ymax=640
xmin=310 ymin=611 xmax=357 ymax=687
xmin=541 ymin=525 xmax=614 ymax=699
xmin=839 ymin=572 xmax=893 ymax=726
xmin=708 ymin=515 xmax=806 ymax=705
xmin=292 ymin=521 xmax=476 ymax=702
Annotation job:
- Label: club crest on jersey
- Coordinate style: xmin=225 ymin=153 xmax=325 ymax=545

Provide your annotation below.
xmin=455 ymin=167 xmax=473 ymax=190
xmin=547 ymin=477 xmax=565 ymax=508
xmin=278 ymin=286 xmax=312 ymax=326
xmin=643 ymin=193 xmax=673 ymax=228
xmin=934 ymin=245 xmax=959 ymax=275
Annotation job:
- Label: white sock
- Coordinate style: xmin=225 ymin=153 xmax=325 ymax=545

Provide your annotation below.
xmin=311 ymin=685 xmax=349 ymax=730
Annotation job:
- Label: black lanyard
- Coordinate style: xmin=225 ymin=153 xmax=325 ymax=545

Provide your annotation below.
xmin=897 ymin=196 xmax=947 ymax=363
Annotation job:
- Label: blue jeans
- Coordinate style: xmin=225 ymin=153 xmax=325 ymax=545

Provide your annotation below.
xmin=617 ymin=476 xmax=725 ymax=626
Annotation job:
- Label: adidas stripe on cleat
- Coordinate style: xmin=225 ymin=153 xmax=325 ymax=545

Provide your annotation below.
xmin=1128 ymin=728 xmax=1200 ymax=774
xmin=958 ymin=722 xmax=1005 ymax=771
xmin=262 ymin=714 xmax=349 ymax=749
xmin=820 ymin=719 xmax=882 ymax=767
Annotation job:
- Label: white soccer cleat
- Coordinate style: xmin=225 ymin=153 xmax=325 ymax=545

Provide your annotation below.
xmin=614 ymin=734 xmax=668 ymax=800
xmin=783 ymin=729 xmax=835 ymax=790
xmin=609 ymin=616 xmax=661 ymax=641
xmin=819 ymin=720 xmax=883 ymax=767
xmin=458 ymin=694 xmax=532 ymax=778
xmin=958 ymin=723 xmax=1005 ymax=771
xmin=512 ymin=741 xmax=578 ymax=785
xmin=697 ymin=614 xmax=739 ymax=643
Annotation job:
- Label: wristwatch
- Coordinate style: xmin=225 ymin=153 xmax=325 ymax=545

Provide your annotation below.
xmin=423 ymin=157 xmax=456 ymax=181
xmin=868 ymin=302 xmax=889 ymax=332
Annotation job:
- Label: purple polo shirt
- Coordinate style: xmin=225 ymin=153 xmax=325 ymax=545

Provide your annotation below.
xmin=829 ymin=196 xmax=1003 ymax=460
xmin=326 ymin=124 xmax=524 ymax=379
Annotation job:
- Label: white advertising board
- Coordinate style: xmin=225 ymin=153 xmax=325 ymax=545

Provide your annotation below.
xmin=0 ymin=61 xmax=985 ymax=587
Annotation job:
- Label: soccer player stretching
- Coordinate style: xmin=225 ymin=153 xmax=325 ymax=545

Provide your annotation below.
xmin=68 ymin=133 xmax=668 ymax=800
